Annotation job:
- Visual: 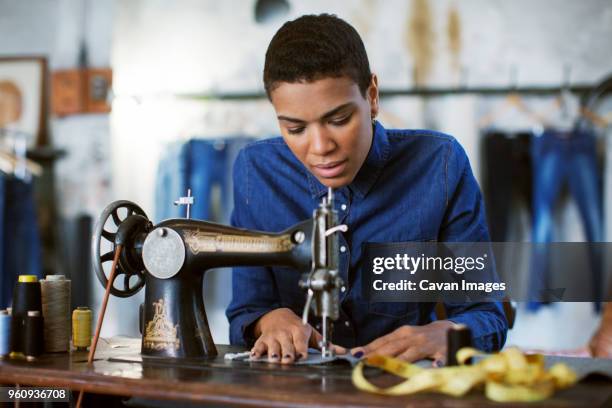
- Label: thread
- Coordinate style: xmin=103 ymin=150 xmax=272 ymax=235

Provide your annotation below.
xmin=24 ymin=310 xmax=43 ymax=361
xmin=447 ymin=324 xmax=473 ymax=366
xmin=41 ymin=275 xmax=71 ymax=352
xmin=11 ymin=275 xmax=42 ymax=354
xmin=0 ymin=310 xmax=11 ymax=358
xmin=72 ymin=307 xmax=92 ymax=350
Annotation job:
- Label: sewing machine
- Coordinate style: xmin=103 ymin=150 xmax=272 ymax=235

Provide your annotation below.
xmin=92 ymin=189 xmax=345 ymax=360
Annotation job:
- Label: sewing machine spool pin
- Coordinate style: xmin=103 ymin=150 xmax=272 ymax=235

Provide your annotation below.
xmin=174 ymin=189 xmax=194 ymax=219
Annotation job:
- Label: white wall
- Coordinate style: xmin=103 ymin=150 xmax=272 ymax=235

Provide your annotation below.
xmin=111 ymin=0 xmax=612 ymax=209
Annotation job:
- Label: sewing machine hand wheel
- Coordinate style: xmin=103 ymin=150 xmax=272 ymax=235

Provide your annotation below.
xmin=92 ymin=200 xmax=150 ymax=298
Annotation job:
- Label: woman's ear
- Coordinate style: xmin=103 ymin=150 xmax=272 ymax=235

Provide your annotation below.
xmin=368 ymin=73 xmax=379 ymax=119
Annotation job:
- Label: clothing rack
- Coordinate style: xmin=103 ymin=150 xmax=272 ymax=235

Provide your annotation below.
xmin=177 ymin=83 xmax=599 ymax=101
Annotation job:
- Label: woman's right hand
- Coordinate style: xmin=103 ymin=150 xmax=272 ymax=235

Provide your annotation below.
xmin=251 ymin=307 xmax=346 ymax=364
xmin=589 ymin=303 xmax=612 ymax=358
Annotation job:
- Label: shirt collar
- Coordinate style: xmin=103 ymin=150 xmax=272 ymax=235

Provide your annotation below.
xmin=307 ymin=120 xmax=390 ymax=199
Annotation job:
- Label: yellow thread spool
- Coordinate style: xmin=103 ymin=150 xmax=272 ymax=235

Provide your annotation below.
xmin=18 ymin=275 xmax=37 ymax=283
xmin=72 ymin=307 xmax=92 ymax=350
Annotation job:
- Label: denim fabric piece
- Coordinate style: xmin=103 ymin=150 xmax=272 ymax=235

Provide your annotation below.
xmin=239 ymin=348 xmax=363 ymax=366
xmin=155 ymin=137 xmax=254 ymax=223
xmin=226 ymin=121 xmax=508 ymax=352
xmin=0 ymin=174 xmax=43 ymax=308
xmin=529 ymin=129 xmax=603 ymax=311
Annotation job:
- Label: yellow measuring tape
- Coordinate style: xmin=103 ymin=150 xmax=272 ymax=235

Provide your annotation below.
xmin=352 ymin=347 xmax=577 ymax=402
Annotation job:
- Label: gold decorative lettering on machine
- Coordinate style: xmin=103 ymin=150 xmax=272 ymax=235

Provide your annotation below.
xmin=143 ymin=299 xmax=180 ymax=351
xmin=183 ymin=229 xmax=294 ymax=255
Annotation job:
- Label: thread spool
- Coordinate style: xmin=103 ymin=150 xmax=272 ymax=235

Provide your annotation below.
xmin=72 ymin=307 xmax=92 ymax=350
xmin=446 ymin=324 xmax=473 ymax=366
xmin=41 ymin=275 xmax=71 ymax=352
xmin=0 ymin=310 xmax=11 ymax=358
xmin=11 ymin=275 xmax=42 ymax=355
xmin=24 ymin=310 xmax=43 ymax=361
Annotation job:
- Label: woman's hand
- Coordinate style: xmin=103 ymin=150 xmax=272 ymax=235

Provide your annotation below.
xmin=251 ymin=308 xmax=346 ymax=364
xmin=351 ymin=320 xmax=455 ymax=366
xmin=589 ymin=303 xmax=612 ymax=358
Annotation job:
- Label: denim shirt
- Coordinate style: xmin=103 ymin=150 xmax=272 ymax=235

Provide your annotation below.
xmin=226 ymin=121 xmax=508 ymax=351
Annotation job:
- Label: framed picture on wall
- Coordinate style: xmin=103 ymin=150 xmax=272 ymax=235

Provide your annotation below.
xmin=0 ymin=56 xmax=48 ymax=147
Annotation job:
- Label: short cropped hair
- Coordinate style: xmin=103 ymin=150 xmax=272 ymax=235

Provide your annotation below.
xmin=263 ymin=14 xmax=372 ymax=99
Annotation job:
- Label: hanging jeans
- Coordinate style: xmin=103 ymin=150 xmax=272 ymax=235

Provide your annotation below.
xmin=0 ymin=174 xmax=43 ymax=308
xmin=529 ymin=129 xmax=603 ymax=311
xmin=155 ymin=137 xmax=254 ymax=223
xmin=481 ymin=131 xmax=533 ymax=241
xmin=154 ymin=136 xmax=255 ymax=329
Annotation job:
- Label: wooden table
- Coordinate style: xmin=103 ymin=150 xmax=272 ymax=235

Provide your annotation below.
xmin=0 ymin=337 xmax=610 ymax=407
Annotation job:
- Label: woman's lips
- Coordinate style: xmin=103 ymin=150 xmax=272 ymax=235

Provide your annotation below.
xmin=312 ymin=160 xmax=348 ymax=178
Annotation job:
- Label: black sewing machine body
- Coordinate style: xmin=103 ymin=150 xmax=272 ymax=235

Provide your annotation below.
xmin=139 ymin=218 xmax=313 ymax=359
xmin=92 ymin=200 xmax=322 ymax=360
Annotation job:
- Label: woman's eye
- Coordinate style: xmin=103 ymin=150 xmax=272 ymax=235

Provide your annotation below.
xmin=287 ymin=127 xmax=305 ymax=135
xmin=330 ymin=114 xmax=351 ymax=126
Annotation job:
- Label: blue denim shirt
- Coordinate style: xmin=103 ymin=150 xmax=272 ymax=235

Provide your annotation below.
xmin=226 ymin=121 xmax=508 ymax=351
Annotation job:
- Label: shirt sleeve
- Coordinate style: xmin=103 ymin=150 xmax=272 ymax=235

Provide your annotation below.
xmin=439 ymin=139 xmax=508 ymax=352
xmin=225 ymin=149 xmax=281 ymax=347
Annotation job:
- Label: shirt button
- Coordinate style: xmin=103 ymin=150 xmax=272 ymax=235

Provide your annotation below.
xmin=341 ymin=204 xmax=347 ymax=211
xmin=340 ymin=245 xmax=347 ymax=253
xmin=344 ymin=321 xmax=350 ymax=327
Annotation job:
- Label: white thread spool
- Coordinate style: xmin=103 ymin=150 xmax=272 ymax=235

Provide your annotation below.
xmin=0 ymin=310 xmax=11 ymax=358
xmin=41 ymin=275 xmax=71 ymax=352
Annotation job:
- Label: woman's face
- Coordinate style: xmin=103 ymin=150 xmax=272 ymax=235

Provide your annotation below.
xmin=270 ymin=74 xmax=379 ymax=188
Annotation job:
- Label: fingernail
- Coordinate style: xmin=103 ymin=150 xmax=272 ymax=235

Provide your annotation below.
xmin=283 ymin=354 xmax=292 ymax=359
xmin=353 ymin=351 xmax=364 ymax=358
xmin=270 ymin=353 xmax=279 ymax=359
xmin=297 ymin=353 xmax=304 ymax=360
xmin=434 ymin=360 xmax=444 ymax=368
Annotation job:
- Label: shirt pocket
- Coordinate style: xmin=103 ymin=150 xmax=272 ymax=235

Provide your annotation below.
xmin=362 ymin=238 xmax=435 ymax=320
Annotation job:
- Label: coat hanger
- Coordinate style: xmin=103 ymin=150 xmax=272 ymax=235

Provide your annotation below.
xmin=580 ymin=106 xmax=610 ymax=128
xmin=574 ymin=72 xmax=612 ymax=131
xmin=552 ymin=65 xmax=609 ymax=129
xmin=478 ymin=66 xmax=545 ymax=130
xmin=0 ymin=128 xmax=43 ymax=179
xmin=0 ymin=151 xmax=15 ymax=175
xmin=0 ymin=150 xmax=43 ymax=179
xmin=564 ymin=66 xmax=611 ymax=129
xmin=535 ymin=65 xmax=581 ymax=131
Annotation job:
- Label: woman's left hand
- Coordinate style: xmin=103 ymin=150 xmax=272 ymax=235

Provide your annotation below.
xmin=350 ymin=320 xmax=456 ymax=366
